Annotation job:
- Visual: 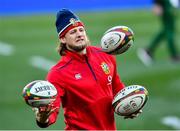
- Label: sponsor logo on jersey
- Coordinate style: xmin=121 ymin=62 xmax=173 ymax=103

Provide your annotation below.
xmin=107 ymin=75 xmax=112 ymax=85
xmin=75 ymin=73 xmax=82 ymax=80
xmin=100 ymin=62 xmax=110 ymax=74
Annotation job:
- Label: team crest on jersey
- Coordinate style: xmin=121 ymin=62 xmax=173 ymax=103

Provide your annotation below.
xmin=70 ymin=18 xmax=78 ymax=26
xmin=101 ymin=62 xmax=110 ymax=74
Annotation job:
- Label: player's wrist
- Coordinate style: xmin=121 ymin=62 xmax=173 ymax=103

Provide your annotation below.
xmin=36 ymin=119 xmax=49 ymax=128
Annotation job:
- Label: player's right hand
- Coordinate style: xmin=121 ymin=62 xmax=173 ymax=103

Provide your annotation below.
xmin=32 ymin=104 xmax=57 ymax=124
xmin=124 ymin=109 xmax=142 ymax=119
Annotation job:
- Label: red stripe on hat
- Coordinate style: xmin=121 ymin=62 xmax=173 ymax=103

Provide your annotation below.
xmin=60 ymin=22 xmax=84 ymax=38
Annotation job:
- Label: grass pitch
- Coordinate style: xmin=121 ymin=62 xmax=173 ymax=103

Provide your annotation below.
xmin=0 ymin=9 xmax=180 ymax=130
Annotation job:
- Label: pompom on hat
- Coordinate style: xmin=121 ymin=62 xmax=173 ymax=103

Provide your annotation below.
xmin=55 ymin=9 xmax=84 ymax=38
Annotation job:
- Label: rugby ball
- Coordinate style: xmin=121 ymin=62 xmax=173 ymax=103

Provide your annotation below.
xmin=22 ymin=80 xmax=57 ymax=107
xmin=112 ymin=85 xmax=148 ymax=116
xmin=101 ymin=25 xmax=134 ymax=55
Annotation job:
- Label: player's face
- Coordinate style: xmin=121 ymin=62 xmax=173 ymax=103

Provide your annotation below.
xmin=60 ymin=26 xmax=89 ymax=52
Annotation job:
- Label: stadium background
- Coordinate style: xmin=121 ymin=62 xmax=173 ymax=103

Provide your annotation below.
xmin=0 ymin=0 xmax=180 ymax=130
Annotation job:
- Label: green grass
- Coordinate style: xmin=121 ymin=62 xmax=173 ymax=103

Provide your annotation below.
xmin=0 ymin=9 xmax=180 ymax=129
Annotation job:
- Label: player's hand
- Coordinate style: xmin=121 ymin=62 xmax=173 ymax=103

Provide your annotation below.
xmin=32 ymin=104 xmax=58 ymax=124
xmin=124 ymin=109 xmax=142 ymax=119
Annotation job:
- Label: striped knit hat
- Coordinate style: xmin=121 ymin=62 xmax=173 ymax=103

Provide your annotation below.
xmin=55 ymin=9 xmax=84 ymax=38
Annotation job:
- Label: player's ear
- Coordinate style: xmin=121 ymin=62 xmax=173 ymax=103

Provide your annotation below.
xmin=60 ymin=37 xmax=66 ymax=43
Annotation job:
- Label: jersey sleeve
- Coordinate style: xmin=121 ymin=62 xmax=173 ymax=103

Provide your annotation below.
xmin=47 ymin=82 xmax=63 ymax=126
xmin=111 ymin=56 xmax=125 ymax=97
xmin=36 ymin=70 xmax=65 ymax=128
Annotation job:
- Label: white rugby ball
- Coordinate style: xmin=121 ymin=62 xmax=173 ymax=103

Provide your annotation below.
xmin=101 ymin=25 xmax=134 ymax=55
xmin=22 ymin=80 xmax=57 ymax=107
xmin=112 ymin=85 xmax=148 ymax=116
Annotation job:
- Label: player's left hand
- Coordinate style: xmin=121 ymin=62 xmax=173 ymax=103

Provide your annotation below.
xmin=124 ymin=109 xmax=142 ymax=119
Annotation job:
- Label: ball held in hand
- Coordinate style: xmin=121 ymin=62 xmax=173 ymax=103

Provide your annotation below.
xmin=112 ymin=85 xmax=148 ymax=116
xmin=22 ymin=80 xmax=57 ymax=107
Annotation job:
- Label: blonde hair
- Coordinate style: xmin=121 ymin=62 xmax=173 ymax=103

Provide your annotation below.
xmin=57 ymin=42 xmax=67 ymax=56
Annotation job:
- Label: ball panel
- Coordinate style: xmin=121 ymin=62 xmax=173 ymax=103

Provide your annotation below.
xmin=101 ymin=31 xmax=126 ymax=52
xmin=109 ymin=39 xmax=132 ymax=55
xmin=114 ymin=94 xmax=146 ymax=116
xmin=105 ymin=26 xmax=132 ymax=34
xmin=101 ymin=25 xmax=134 ymax=55
xmin=29 ymin=81 xmax=57 ymax=97
xmin=112 ymin=85 xmax=148 ymax=116
xmin=22 ymin=80 xmax=57 ymax=107
xmin=28 ymin=98 xmax=55 ymax=107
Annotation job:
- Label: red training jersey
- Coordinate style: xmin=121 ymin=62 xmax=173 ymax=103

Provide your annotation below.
xmin=45 ymin=46 xmax=125 ymax=130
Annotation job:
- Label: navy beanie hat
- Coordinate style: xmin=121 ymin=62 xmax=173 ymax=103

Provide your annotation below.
xmin=55 ymin=9 xmax=84 ymax=37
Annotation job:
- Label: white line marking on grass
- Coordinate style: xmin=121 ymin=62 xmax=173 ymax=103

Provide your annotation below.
xmin=162 ymin=116 xmax=180 ymax=129
xmin=30 ymin=56 xmax=56 ymax=71
xmin=0 ymin=41 xmax=14 ymax=56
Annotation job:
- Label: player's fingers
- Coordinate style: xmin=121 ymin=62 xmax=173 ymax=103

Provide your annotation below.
xmin=39 ymin=104 xmax=52 ymax=112
xmin=39 ymin=106 xmax=47 ymax=112
xmin=124 ymin=115 xmax=134 ymax=119
xmin=124 ymin=112 xmax=141 ymax=119
xmin=47 ymin=107 xmax=59 ymax=116
xmin=32 ymin=107 xmax=37 ymax=112
xmin=131 ymin=114 xmax=137 ymax=117
xmin=138 ymin=109 xmax=143 ymax=113
xmin=32 ymin=107 xmax=39 ymax=114
xmin=124 ymin=116 xmax=133 ymax=119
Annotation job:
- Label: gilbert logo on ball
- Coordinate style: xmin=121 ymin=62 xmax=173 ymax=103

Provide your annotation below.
xmin=22 ymin=80 xmax=57 ymax=107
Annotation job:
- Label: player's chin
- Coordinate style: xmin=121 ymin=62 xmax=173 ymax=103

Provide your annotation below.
xmin=78 ymin=41 xmax=88 ymax=48
xmin=68 ymin=43 xmax=87 ymax=52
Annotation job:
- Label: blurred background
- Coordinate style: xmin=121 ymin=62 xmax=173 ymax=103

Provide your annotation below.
xmin=0 ymin=0 xmax=180 ymax=130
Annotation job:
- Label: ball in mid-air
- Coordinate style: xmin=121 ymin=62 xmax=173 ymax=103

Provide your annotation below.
xmin=22 ymin=80 xmax=57 ymax=107
xmin=101 ymin=26 xmax=134 ymax=55
xmin=112 ymin=85 xmax=148 ymax=116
